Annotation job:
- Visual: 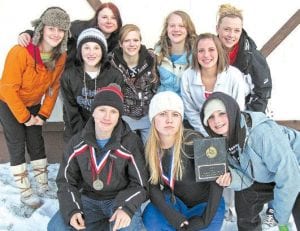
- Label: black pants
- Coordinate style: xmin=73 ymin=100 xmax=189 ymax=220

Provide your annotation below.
xmin=0 ymin=101 xmax=45 ymax=166
xmin=235 ymin=181 xmax=300 ymax=231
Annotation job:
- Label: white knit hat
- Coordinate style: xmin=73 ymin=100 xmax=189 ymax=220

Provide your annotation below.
xmin=77 ymin=28 xmax=108 ymax=54
xmin=149 ymin=91 xmax=184 ymax=122
xmin=203 ymin=99 xmax=226 ymax=126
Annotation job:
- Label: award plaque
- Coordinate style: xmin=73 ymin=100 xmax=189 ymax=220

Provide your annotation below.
xmin=193 ymin=137 xmax=227 ymax=182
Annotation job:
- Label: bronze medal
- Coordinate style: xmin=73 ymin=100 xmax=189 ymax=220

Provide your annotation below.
xmin=93 ymin=178 xmax=104 ymax=190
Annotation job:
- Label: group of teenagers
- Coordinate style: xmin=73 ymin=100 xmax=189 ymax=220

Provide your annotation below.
xmin=0 ymin=2 xmax=299 ymax=231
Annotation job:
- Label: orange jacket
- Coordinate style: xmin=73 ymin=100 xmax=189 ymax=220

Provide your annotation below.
xmin=0 ymin=43 xmax=66 ymax=123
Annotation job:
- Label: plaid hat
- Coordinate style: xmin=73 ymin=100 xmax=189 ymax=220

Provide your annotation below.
xmin=31 ymin=7 xmax=71 ymax=53
xmin=149 ymin=91 xmax=184 ymax=122
xmin=91 ymin=84 xmax=124 ymax=114
xmin=77 ymin=28 xmax=108 ymax=60
xmin=203 ymin=99 xmax=226 ymax=126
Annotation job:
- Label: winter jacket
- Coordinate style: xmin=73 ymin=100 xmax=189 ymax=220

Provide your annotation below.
xmin=149 ymin=129 xmax=224 ymax=230
xmin=233 ymin=29 xmax=272 ymax=112
xmin=110 ymin=45 xmax=159 ymax=119
xmin=0 ymin=43 xmax=66 ymax=123
xmin=56 ymin=118 xmax=149 ymax=224
xmin=228 ymin=111 xmax=300 ymax=225
xmin=181 ymin=66 xmax=246 ymax=135
xmin=60 ymin=61 xmax=123 ymax=142
xmin=155 ymin=46 xmax=190 ymax=95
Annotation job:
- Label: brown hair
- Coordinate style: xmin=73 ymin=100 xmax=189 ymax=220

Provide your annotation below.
xmin=191 ymin=33 xmax=229 ymax=73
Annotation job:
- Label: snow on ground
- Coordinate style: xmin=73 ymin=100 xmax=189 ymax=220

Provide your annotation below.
xmin=0 ymin=163 xmax=297 ymax=231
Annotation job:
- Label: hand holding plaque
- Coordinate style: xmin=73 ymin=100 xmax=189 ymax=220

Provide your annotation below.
xmin=193 ymin=137 xmax=227 ymax=182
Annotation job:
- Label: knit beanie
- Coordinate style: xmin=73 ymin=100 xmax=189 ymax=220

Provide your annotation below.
xmin=149 ymin=91 xmax=184 ymax=122
xmin=31 ymin=7 xmax=71 ymax=53
xmin=91 ymin=84 xmax=124 ymax=115
xmin=203 ymin=99 xmax=226 ymax=126
xmin=77 ymin=28 xmax=108 ymax=61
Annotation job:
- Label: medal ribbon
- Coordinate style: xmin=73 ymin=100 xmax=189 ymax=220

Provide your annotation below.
xmin=89 ymin=147 xmax=110 ymax=178
xmin=158 ymin=148 xmax=175 ymax=191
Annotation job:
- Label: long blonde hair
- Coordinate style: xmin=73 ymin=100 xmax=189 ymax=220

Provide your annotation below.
xmin=145 ymin=119 xmax=184 ymax=185
xmin=155 ymin=10 xmax=197 ymax=65
xmin=217 ymin=4 xmax=243 ymax=26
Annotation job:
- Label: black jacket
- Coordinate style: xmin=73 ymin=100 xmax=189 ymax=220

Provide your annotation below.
xmin=56 ymin=118 xmax=149 ymax=224
xmin=233 ymin=29 xmax=272 ymax=112
xmin=110 ymin=45 xmax=159 ymax=119
xmin=149 ymin=130 xmax=224 ymax=230
xmin=60 ymin=61 xmax=123 ymax=142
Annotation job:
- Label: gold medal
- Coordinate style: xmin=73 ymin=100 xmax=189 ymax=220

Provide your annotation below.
xmin=93 ymin=178 xmax=103 ymax=190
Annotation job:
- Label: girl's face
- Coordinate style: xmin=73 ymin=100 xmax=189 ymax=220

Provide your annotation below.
xmin=167 ymin=14 xmax=187 ymax=45
xmin=42 ymin=25 xmax=65 ymax=50
xmin=120 ymin=30 xmax=141 ymax=58
xmin=97 ymin=7 xmax=118 ymax=37
xmin=154 ymin=110 xmax=182 ymax=138
xmin=207 ymin=110 xmax=229 ymax=136
xmin=81 ymin=42 xmax=103 ymax=67
xmin=216 ymin=16 xmax=242 ymax=50
xmin=93 ymin=105 xmax=119 ymax=137
xmin=197 ymin=38 xmax=218 ymax=70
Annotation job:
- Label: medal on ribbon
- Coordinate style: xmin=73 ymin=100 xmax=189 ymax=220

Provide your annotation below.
xmin=90 ymin=147 xmax=110 ymax=191
xmin=159 ymin=148 xmax=175 ymax=191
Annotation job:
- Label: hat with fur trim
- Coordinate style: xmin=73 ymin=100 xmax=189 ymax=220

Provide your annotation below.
xmin=149 ymin=91 xmax=184 ymax=122
xmin=31 ymin=7 xmax=71 ymax=53
xmin=91 ymin=83 xmax=124 ymax=115
xmin=76 ymin=28 xmax=108 ymax=61
xmin=203 ymin=99 xmax=226 ymax=126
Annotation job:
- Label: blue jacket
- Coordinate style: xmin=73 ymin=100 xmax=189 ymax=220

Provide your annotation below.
xmin=229 ymin=111 xmax=300 ymax=225
xmin=155 ymin=46 xmax=190 ymax=95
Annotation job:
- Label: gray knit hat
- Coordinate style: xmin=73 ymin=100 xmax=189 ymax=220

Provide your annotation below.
xmin=31 ymin=7 xmax=71 ymax=53
xmin=76 ymin=28 xmax=108 ymax=61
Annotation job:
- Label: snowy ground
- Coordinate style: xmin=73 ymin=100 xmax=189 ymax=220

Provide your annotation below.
xmin=0 ymin=163 xmax=297 ymax=231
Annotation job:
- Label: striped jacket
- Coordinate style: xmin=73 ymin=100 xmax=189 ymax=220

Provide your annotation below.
xmin=56 ymin=118 xmax=148 ymax=223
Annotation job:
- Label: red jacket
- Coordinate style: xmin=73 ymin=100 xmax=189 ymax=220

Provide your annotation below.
xmin=0 ymin=43 xmax=66 ymax=123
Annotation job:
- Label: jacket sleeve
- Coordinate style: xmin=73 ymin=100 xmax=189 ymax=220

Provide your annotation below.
xmin=149 ymin=184 xmax=187 ymax=229
xmin=185 ymin=182 xmax=224 ymax=231
xmin=60 ymin=70 xmax=84 ymax=135
xmin=114 ymin=135 xmax=149 ymax=217
xmin=0 ymin=46 xmax=31 ymax=123
xmin=56 ymin=137 xmax=84 ymax=224
xmin=247 ymin=50 xmax=272 ymax=112
xmin=251 ymin=123 xmax=300 ymax=225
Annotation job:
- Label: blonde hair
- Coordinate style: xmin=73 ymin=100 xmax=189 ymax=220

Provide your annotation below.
xmin=119 ymin=24 xmax=142 ymax=43
xmin=155 ymin=10 xmax=197 ymax=65
xmin=217 ymin=4 xmax=243 ymax=26
xmin=145 ymin=119 xmax=184 ymax=185
xmin=191 ymin=33 xmax=229 ymax=73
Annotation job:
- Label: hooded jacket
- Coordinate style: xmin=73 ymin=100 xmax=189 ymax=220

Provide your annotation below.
xmin=233 ymin=29 xmax=272 ymax=112
xmin=56 ymin=117 xmax=149 ymax=224
xmin=149 ymin=129 xmax=224 ymax=230
xmin=110 ymin=45 xmax=159 ymax=119
xmin=60 ymin=61 xmax=123 ymax=141
xmin=0 ymin=43 xmax=66 ymax=123
xmin=200 ymin=92 xmax=300 ymax=225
